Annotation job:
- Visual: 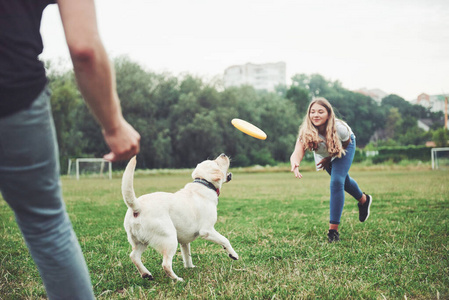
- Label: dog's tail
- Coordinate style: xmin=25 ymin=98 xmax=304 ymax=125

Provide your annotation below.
xmin=122 ymin=156 xmax=138 ymax=210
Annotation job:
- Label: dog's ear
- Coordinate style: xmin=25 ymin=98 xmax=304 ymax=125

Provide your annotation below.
xmin=191 ymin=165 xmax=200 ymax=180
xmin=211 ymin=169 xmax=225 ymax=183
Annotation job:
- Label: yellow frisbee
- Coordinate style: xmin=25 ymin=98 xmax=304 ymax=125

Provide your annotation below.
xmin=231 ymin=118 xmax=267 ymax=140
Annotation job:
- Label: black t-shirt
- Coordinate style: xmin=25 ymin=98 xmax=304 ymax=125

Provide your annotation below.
xmin=0 ymin=0 xmax=56 ymax=117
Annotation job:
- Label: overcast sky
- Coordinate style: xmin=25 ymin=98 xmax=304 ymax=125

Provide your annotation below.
xmin=40 ymin=0 xmax=449 ymax=101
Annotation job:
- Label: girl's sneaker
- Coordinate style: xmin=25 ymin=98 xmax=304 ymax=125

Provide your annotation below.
xmin=327 ymin=229 xmax=340 ymax=243
xmin=358 ymin=194 xmax=372 ymax=222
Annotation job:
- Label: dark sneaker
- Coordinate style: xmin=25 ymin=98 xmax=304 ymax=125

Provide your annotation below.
xmin=327 ymin=229 xmax=340 ymax=243
xmin=358 ymin=194 xmax=372 ymax=222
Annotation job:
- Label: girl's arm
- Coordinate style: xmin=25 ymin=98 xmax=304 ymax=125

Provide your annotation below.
xmin=290 ymin=138 xmax=305 ymax=179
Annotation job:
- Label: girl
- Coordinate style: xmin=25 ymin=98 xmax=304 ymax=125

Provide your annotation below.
xmin=290 ymin=97 xmax=372 ymax=242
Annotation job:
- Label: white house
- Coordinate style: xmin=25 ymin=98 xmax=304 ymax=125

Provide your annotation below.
xmin=223 ymin=62 xmax=286 ymax=92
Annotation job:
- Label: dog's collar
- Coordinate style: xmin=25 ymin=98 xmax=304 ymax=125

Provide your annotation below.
xmin=193 ymin=178 xmax=220 ymax=196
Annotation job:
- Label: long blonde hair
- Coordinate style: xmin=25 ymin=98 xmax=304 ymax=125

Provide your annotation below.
xmin=298 ymin=97 xmax=345 ymax=158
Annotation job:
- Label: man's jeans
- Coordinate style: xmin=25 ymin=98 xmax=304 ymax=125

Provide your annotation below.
xmin=0 ymin=87 xmax=95 ymax=299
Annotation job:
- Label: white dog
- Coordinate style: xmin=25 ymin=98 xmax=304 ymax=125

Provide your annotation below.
xmin=121 ymin=154 xmax=238 ymax=281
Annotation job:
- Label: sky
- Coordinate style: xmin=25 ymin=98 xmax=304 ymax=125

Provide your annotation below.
xmin=40 ymin=0 xmax=449 ymax=101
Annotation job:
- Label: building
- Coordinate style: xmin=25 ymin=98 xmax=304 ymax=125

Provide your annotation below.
xmin=412 ymin=93 xmax=447 ymax=113
xmin=353 ymin=88 xmax=388 ymax=104
xmin=413 ymin=93 xmax=448 ymax=129
xmin=223 ymin=62 xmax=286 ymax=92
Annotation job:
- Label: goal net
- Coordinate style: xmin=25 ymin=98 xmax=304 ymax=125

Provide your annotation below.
xmin=67 ymin=158 xmax=112 ymax=179
xmin=431 ymin=147 xmax=449 ymax=170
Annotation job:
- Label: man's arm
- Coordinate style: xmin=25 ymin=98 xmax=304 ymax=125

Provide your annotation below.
xmin=57 ymin=0 xmax=140 ymax=161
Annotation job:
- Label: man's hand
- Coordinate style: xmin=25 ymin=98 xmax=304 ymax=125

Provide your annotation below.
xmin=102 ymin=119 xmax=141 ymax=162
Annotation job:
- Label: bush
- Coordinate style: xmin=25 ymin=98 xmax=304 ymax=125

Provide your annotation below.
xmin=377 ymin=145 xmax=431 ymax=161
xmin=372 ymin=154 xmax=408 ymax=164
xmin=353 ymin=148 xmax=365 ymax=163
xmin=250 ymin=148 xmax=277 ymax=166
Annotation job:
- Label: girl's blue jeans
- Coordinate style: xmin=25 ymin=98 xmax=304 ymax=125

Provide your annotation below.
xmin=0 ymin=87 xmax=95 ymax=300
xmin=325 ymin=134 xmax=363 ymax=225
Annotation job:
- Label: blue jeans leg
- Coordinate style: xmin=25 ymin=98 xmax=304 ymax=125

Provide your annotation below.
xmin=0 ymin=87 xmax=95 ymax=300
xmin=325 ymin=135 xmax=363 ymax=225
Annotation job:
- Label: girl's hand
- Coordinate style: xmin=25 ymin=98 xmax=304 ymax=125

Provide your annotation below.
xmin=290 ymin=163 xmax=303 ymax=179
xmin=290 ymin=139 xmax=305 ymax=179
xmin=317 ymin=156 xmax=332 ymax=170
xmin=341 ymin=139 xmax=350 ymax=149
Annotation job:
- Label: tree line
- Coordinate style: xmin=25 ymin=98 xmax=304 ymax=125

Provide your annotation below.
xmin=46 ymin=56 xmax=445 ymax=172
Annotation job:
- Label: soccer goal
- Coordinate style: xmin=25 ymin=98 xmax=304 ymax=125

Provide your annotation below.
xmin=67 ymin=158 xmax=112 ymax=180
xmin=431 ymin=147 xmax=449 ymax=170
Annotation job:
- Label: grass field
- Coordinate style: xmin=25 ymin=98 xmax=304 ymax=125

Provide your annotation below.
xmin=1 ymin=165 xmax=448 ymax=299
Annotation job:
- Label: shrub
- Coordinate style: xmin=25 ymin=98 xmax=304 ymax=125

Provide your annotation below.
xmin=377 ymin=145 xmax=431 ymax=161
xmin=372 ymin=154 xmax=408 ymax=164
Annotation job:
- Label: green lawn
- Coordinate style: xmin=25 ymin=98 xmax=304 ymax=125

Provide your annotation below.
xmin=1 ymin=166 xmax=448 ymax=299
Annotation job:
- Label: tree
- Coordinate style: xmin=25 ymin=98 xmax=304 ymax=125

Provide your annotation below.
xmin=381 ymin=94 xmax=443 ymax=146
xmin=286 ymin=85 xmax=310 ymax=116
xmin=382 ymin=94 xmax=433 ymax=120
xmin=48 ymin=55 xmax=441 ymax=172
xmin=291 ymin=73 xmax=333 ymax=97
xmin=384 ymin=107 xmax=402 ymax=141
xmin=432 ymin=128 xmax=449 ymax=147
xmin=257 ymin=93 xmax=298 ymax=162
xmin=114 ymin=57 xmax=172 ymax=169
xmin=46 ymin=63 xmax=85 ymax=171
xmin=397 ymin=127 xmax=431 ymax=146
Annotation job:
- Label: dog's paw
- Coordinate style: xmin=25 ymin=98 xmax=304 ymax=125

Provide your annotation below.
xmin=229 ymin=253 xmax=239 ymax=260
xmin=142 ymin=273 xmax=154 ymax=281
